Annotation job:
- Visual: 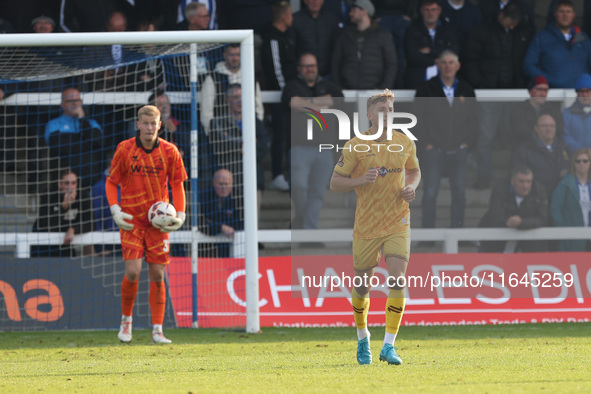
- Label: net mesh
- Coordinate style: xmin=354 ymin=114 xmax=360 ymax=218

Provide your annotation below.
xmin=0 ymin=40 xmax=250 ymax=331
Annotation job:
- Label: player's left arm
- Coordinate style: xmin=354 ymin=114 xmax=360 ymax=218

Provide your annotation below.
xmin=161 ymin=146 xmax=189 ymax=233
xmin=401 ymin=167 xmax=421 ymax=202
xmin=161 ymin=181 xmax=186 ymax=233
xmin=401 ymin=143 xmax=421 ymax=202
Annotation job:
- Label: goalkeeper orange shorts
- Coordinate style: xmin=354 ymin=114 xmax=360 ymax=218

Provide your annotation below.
xmin=352 ymin=231 xmax=411 ymax=272
xmin=120 ymin=226 xmax=170 ymax=265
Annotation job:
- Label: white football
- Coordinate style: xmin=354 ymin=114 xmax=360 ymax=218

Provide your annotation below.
xmin=148 ymin=201 xmax=177 ymax=229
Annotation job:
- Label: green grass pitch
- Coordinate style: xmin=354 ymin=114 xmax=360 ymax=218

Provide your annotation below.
xmin=1 ymin=323 xmax=590 ymax=393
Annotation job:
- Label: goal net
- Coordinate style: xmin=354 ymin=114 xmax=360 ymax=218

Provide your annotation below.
xmin=0 ymin=31 xmax=260 ymax=333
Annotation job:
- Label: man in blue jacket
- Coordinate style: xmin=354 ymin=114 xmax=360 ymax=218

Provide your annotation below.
xmin=45 ymin=87 xmax=104 ymax=189
xmin=562 ymin=73 xmax=591 ymax=153
xmin=523 ymin=0 xmax=591 ymax=88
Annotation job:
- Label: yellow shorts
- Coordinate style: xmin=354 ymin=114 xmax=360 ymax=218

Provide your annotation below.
xmin=352 ymin=232 xmax=410 ymax=272
xmin=120 ymin=226 xmax=170 ymax=265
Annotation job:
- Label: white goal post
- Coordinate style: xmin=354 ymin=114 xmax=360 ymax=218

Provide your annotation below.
xmin=0 ymin=30 xmax=260 ymax=333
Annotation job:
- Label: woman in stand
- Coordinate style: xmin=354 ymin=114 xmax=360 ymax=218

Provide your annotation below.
xmin=551 ymin=148 xmax=591 ymax=251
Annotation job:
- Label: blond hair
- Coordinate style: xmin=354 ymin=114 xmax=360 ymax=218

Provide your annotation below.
xmin=367 ymin=89 xmax=395 ymax=111
xmin=138 ymin=105 xmax=160 ymax=119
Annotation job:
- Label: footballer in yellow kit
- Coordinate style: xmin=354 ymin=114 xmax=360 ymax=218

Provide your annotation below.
xmin=330 ymin=89 xmax=421 ymax=366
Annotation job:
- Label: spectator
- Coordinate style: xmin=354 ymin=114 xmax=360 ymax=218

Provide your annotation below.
xmin=83 ymin=11 xmax=156 ymax=92
xmin=175 ymin=0 xmax=217 ymax=30
xmin=0 ymin=0 xmax=59 ymax=33
xmin=32 ymin=15 xmax=55 ymax=33
xmin=546 ymin=0 xmax=591 ymax=37
xmin=510 ymin=76 xmax=563 ymax=149
xmin=209 ymin=84 xmax=270 ymax=202
xmin=523 ymin=0 xmax=591 ymax=88
xmin=404 ymin=0 xmax=459 ymax=89
xmin=331 ymin=0 xmax=397 ymax=89
xmin=282 ymin=53 xmax=343 ymax=231
xmin=201 ymin=44 xmax=264 ymax=133
xmin=464 ymin=3 xmax=535 ymax=89
xmin=170 ymin=3 xmax=213 ymax=88
xmin=440 ymin=0 xmax=481 ymax=51
xmin=551 ymin=148 xmax=591 ymax=251
xmin=550 ymin=148 xmax=591 ymax=252
xmin=148 ymin=92 xmax=189 ymax=164
xmin=478 ymin=0 xmax=534 ymax=27
xmin=416 ymin=50 xmax=477 ymax=229
xmin=478 ymin=165 xmax=548 ymax=253
xmin=176 ymin=2 xmax=211 ymax=30
xmin=512 ymin=113 xmax=570 ymax=201
xmin=59 ymin=0 xmax=129 ymax=32
xmin=217 ymin=0 xmax=273 ymax=33
xmin=374 ymin=0 xmax=416 ymax=88
xmin=261 ymin=0 xmax=297 ymax=91
xmin=293 ymin=0 xmax=341 ymax=78
xmin=562 ymin=73 xmax=591 ymax=153
xmin=261 ymin=0 xmax=297 ymax=192
xmin=0 ymin=17 xmax=15 ymax=33
xmin=199 ymin=168 xmax=244 ymax=257
xmin=32 ymin=169 xmax=95 ymax=257
xmin=464 ymin=3 xmax=535 ymax=189
xmin=45 ymin=87 xmax=104 ymax=189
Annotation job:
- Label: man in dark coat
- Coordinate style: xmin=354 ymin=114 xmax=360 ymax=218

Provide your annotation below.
xmin=403 ymin=0 xmax=459 ymax=89
xmin=199 ymin=169 xmax=244 ymax=258
xmin=509 ymin=76 xmax=563 ymax=149
xmin=479 ymin=166 xmax=548 ymax=252
xmin=465 ymin=2 xmax=536 ymax=189
xmin=512 ymin=113 xmax=570 ymax=201
xmin=33 ymin=169 xmax=94 ymax=257
xmin=292 ymin=0 xmax=341 ymax=78
xmin=282 ymin=53 xmax=343 ymax=231
xmin=415 ymin=50 xmax=477 ymax=229
xmin=463 ymin=3 xmax=535 ymax=89
xmin=331 ymin=0 xmax=397 ymax=89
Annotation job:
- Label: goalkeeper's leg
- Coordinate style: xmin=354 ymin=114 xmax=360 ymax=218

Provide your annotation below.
xmin=148 ymin=260 xmax=172 ymax=344
xmin=119 ymin=258 xmax=142 ymax=343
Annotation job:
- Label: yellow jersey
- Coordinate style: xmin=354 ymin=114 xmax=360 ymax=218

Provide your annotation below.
xmin=333 ymin=130 xmax=419 ymax=239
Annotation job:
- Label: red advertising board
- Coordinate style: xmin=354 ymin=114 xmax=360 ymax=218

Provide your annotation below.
xmin=167 ymin=253 xmax=591 ymax=328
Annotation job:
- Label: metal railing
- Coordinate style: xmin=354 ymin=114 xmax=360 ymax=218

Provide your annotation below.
xmin=4 ymin=227 xmax=590 ymax=258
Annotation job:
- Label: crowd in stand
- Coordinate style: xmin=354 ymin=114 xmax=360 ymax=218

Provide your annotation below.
xmin=4 ymin=0 xmax=591 ymax=253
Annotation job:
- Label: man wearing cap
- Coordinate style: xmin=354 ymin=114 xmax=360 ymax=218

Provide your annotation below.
xmin=562 ymin=73 xmax=591 ymax=153
xmin=510 ymin=76 xmax=563 ymax=149
xmin=32 ymin=15 xmax=55 ymax=33
xmin=523 ymin=0 xmax=591 ymax=88
xmin=403 ymin=0 xmax=459 ymax=89
xmin=330 ymin=0 xmax=397 ymax=89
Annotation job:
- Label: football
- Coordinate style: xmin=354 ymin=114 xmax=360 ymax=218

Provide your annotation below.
xmin=148 ymin=201 xmax=177 ymax=229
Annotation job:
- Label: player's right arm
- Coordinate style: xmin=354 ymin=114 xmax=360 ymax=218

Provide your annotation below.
xmin=330 ymin=169 xmax=378 ymax=193
xmin=329 ymin=144 xmax=378 ymax=193
xmin=106 ymin=144 xmax=134 ymax=231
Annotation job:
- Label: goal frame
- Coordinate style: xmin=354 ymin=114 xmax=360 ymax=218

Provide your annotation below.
xmin=0 ymin=30 xmax=261 ymax=333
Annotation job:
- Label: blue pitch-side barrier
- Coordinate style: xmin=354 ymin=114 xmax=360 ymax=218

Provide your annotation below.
xmin=0 ymin=256 xmax=175 ymax=331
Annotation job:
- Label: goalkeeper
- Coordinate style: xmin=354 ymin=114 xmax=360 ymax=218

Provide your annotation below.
xmin=330 ymin=90 xmax=421 ymax=365
xmin=106 ymin=105 xmax=188 ymax=344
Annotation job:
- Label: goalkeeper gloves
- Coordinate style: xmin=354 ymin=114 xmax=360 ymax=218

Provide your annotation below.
xmin=161 ymin=212 xmax=185 ymax=233
xmin=110 ymin=204 xmax=134 ymax=231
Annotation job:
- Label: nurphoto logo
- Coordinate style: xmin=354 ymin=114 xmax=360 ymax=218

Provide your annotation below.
xmin=304 ymin=108 xmax=418 ymax=152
